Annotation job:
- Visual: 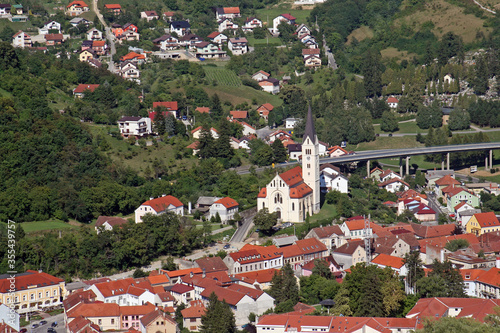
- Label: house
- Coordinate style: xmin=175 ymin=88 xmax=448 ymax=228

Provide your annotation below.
xmin=252 ymin=70 xmax=271 ymax=82
xmin=272 ymin=14 xmax=296 ymax=34
xmin=0 ymin=270 xmax=66 ymax=314
xmin=163 ymin=11 xmax=175 ymax=22
xmin=79 ymin=48 xmax=95 ymax=61
xmin=259 ymin=78 xmax=280 ymax=94
xmin=66 ymin=303 xmax=120 ymax=331
xmin=379 ymin=169 xmax=402 ymax=182
xmin=320 ymin=165 xmax=348 ymax=194
xmin=87 ymin=28 xmax=103 ymax=40
xmin=425 ymin=170 xmax=455 ymax=187
xmin=285 ymin=118 xmax=301 ymax=129
xmin=95 ymin=216 xmax=128 ymax=233
xmin=327 ymin=145 xmax=348 ymax=157
xmin=257 ymin=103 xmax=273 ymax=119
xmin=119 ymin=62 xmax=140 ymax=81
xmin=135 ymin=195 xmax=184 ymax=223
xmin=207 ymin=31 xmax=227 ymax=45
xmin=223 ymin=244 xmax=283 ymax=274
xmin=281 ymin=238 xmax=328 ymax=270
xmin=301 ymin=256 xmax=342 ymax=277
xmin=149 ymin=101 xmax=178 ymax=119
xmin=242 ymin=17 xmax=263 ymax=32
xmin=120 ymin=304 xmax=157 ymax=329
xmin=45 ymin=34 xmax=64 ymax=46
xmin=140 ymin=11 xmax=159 ymax=21
xmin=88 ymin=278 xmax=157 ymax=306
xmin=302 ymin=48 xmax=320 ymax=58
xmin=154 ymin=35 xmax=179 ymax=50
xmin=186 ymin=142 xmax=200 ymax=155
xmin=304 ymin=55 xmax=321 ymax=68
xmin=378 ymin=178 xmax=410 ymax=193
xmin=406 ymin=297 xmax=500 ymax=321
xmin=117 ymin=116 xmax=151 ymax=138
xmin=194 ymin=42 xmax=226 ymax=59
xmin=434 ymin=174 xmax=461 ymax=197
xmin=410 ymin=222 xmax=457 ymax=239
xmin=73 ymin=84 xmax=100 ymax=98
xmin=104 ymin=4 xmax=121 ymax=15
xmin=305 ymin=225 xmax=345 ymax=251
xmin=191 ymin=126 xmax=219 ymax=139
xmin=215 ymin=7 xmax=241 ymax=20
xmin=12 ymin=4 xmax=22 ymax=15
xmin=387 ymin=96 xmax=399 ymax=108
xmin=218 ymin=18 xmax=238 ymax=33
xmin=39 ymin=20 xmax=61 ymax=35
xmin=230 ymin=110 xmax=248 ymax=120
xmin=195 ymin=257 xmax=228 ymax=274
xmin=170 ymin=21 xmax=190 ymax=37
xmin=117 ymin=30 xmax=140 ymax=43
xmin=12 ymin=31 xmax=31 ymax=48
xmin=466 ymin=212 xmax=500 ymax=236
xmin=92 ymin=40 xmax=107 ymax=55
xmin=139 ymin=309 xmax=177 ymax=333
xmin=209 ymin=197 xmax=239 ymax=223
xmin=445 ymin=187 xmax=480 ymax=212
xmin=195 ymin=107 xmax=210 ymax=114
xmin=168 ymin=284 xmax=194 ymax=305
xmin=332 ymin=239 xmax=367 ymax=269
xmin=296 ymin=24 xmax=311 ymax=39
xmin=66 ymin=1 xmax=89 ymax=16
xmin=228 ymin=37 xmax=248 ymax=55
xmin=181 ymin=301 xmax=205 ymax=332
xmin=179 ymin=33 xmax=203 ymax=48
xmin=70 ymin=17 xmax=91 ymax=27
xmin=372 ymin=251 xmax=408 ymax=274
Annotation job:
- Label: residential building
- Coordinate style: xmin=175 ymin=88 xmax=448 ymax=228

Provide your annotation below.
xmin=194 ymin=42 xmax=226 ymax=58
xmin=140 ymin=11 xmax=159 ymax=21
xmin=95 ymin=216 xmax=128 ymax=233
xmin=223 ymin=244 xmax=283 ymax=274
xmin=301 ymin=256 xmax=342 ymax=277
xmin=168 ymin=284 xmax=194 ymax=305
xmin=66 ymin=1 xmax=89 ymax=16
xmin=38 ymin=20 xmax=61 ymax=35
xmin=406 ymin=297 xmax=500 ymax=320
xmin=135 ymin=195 xmax=184 ymax=223
xmin=119 ymin=62 xmax=141 ymax=81
xmin=296 ymin=24 xmax=311 ymax=38
xmin=12 ymin=31 xmax=31 ymax=48
xmin=209 ymin=197 xmax=239 ymax=223
xmin=117 ymin=31 xmax=140 ymax=43
xmin=332 ymin=239 xmax=366 ymax=269
xmin=466 ymin=212 xmax=500 ymax=236
xmin=258 ymin=78 xmax=280 ymax=94
xmin=378 ymin=178 xmax=410 ymax=193
xmin=304 ymin=55 xmax=321 ymax=68
xmin=120 ymin=303 xmax=156 ymax=329
xmin=87 ymin=28 xmax=103 ymax=40
xmin=235 ymin=269 xmax=279 ymax=290
xmin=73 ymin=84 xmax=99 ymax=98
xmin=117 ymin=116 xmax=151 ymax=138
xmin=170 ymin=21 xmax=190 ymax=37
xmin=410 ymin=222 xmax=457 ymax=239
xmin=320 ymin=163 xmax=348 ymax=193
xmin=305 ymin=225 xmax=345 ymax=251
xmin=387 ymin=96 xmax=399 ymax=108
xmin=191 ymin=126 xmax=219 ymax=139
xmin=195 ymin=257 xmax=228 ymax=274
xmin=371 ymin=254 xmax=408 ymax=276
xmin=215 ymin=7 xmax=241 ymax=20
xmin=104 ymin=4 xmax=122 ymax=15
xmin=150 ymin=101 xmax=178 ymax=118
xmin=79 ymin=49 xmax=95 ymax=62
xmin=242 ymin=17 xmax=262 ymax=32
xmin=45 ymin=34 xmax=64 ymax=46
xmin=257 ymin=103 xmax=273 ymax=119
xmin=207 ymin=31 xmax=227 ymax=45
xmin=285 ymin=117 xmax=301 ymax=129
xmin=70 ymin=17 xmax=91 ymax=27
xmin=139 ymin=309 xmax=177 ymax=333
xmin=228 ymin=37 xmax=248 ymax=55
xmin=272 ymin=14 xmax=296 ymax=34
xmin=66 ymin=303 xmax=120 ymax=331
xmin=181 ymin=301 xmax=205 ymax=332
xmin=434 ymin=174 xmax=461 ymax=197
xmin=218 ymin=18 xmax=238 ymax=33
xmin=327 ymin=145 xmax=348 ymax=157
xmin=445 ymin=187 xmax=480 ymax=212
xmin=154 ymin=34 xmax=179 ymax=50
xmin=0 ymin=270 xmax=66 ymax=314
xmin=281 ymin=238 xmax=328 ymax=270
xmin=340 ymin=219 xmax=373 ymax=240
xmin=252 ymin=70 xmax=271 ymax=82
xmin=0 ymin=4 xmax=10 ymax=16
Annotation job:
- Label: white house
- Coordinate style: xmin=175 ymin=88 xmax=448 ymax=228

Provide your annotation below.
xmin=378 ymin=178 xmax=410 ymax=193
xmin=215 ymin=7 xmax=241 ymax=20
xmin=218 ymin=18 xmax=238 ymax=33
xmin=95 ymin=216 xmax=128 ymax=233
xmin=194 ymin=42 xmax=226 ymax=59
xmin=285 ymin=118 xmax=301 ymax=129
xmin=320 ymin=166 xmax=348 ymax=194
xmin=259 ymin=78 xmax=280 ymax=94
xmin=207 ymin=31 xmax=228 ymax=45
xmin=87 ymin=28 xmax=103 ymax=40
xmin=39 ymin=20 xmax=61 ymax=35
xmin=387 ymin=96 xmax=399 ymax=109
xmin=170 ymin=21 xmax=190 ymax=37
xmin=371 ymin=253 xmax=408 ymax=276
xmin=135 ymin=195 xmax=184 ymax=223
xmin=295 ymin=24 xmax=311 ymax=39
xmin=339 ymin=219 xmax=373 ymax=240
xmin=209 ymin=197 xmax=239 ymax=223
xmin=89 ymin=278 xmax=158 ymax=306
xmin=252 ymin=70 xmax=271 ymax=82
xmin=223 ymin=244 xmax=283 ymax=275
xmin=117 ymin=116 xmax=151 ymax=138
xmin=242 ymin=17 xmax=263 ymax=32
xmin=140 ymin=11 xmax=159 ymax=21
xmin=157 ymin=35 xmax=179 ymax=50
xmin=191 ymin=126 xmax=219 ymax=139
xmin=228 ymin=37 xmax=248 ymax=55
xmin=272 ymin=14 xmax=296 ymax=34
xmin=12 ymin=31 xmax=31 ymax=48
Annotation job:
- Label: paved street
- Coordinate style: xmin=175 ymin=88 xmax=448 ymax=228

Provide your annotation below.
xmin=25 ymin=313 xmax=65 ymax=333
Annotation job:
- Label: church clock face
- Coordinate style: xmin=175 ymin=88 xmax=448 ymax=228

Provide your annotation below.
xmin=307 ymin=156 xmax=311 ymax=160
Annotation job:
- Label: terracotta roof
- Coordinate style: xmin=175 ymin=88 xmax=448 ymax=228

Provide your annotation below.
xmin=279 ymin=166 xmax=304 ymax=187
xmin=410 ymin=223 xmax=456 ymax=239
xmin=229 ymin=244 xmax=282 ymax=264
xmin=105 ymin=4 xmax=121 ymax=9
xmin=163 ymin=267 xmax=202 ymax=278
xmin=186 ymin=141 xmax=199 ymax=149
xmin=156 ymin=291 xmax=175 ymax=302
xmin=67 ymin=302 xmax=120 ymax=318
xmin=230 ymin=110 xmax=248 ymax=119
xmin=195 ymin=106 xmax=210 ymax=113
xmin=213 ymin=197 xmax=239 ymax=209
xmin=387 ymin=97 xmax=399 ymax=103
xmin=226 ymin=284 xmax=264 ymax=300
xmin=140 ymin=195 xmax=183 ymax=212
xmin=147 ymin=274 xmax=169 ymax=285
xmin=67 ymin=1 xmax=88 ymax=8
xmin=73 ymin=84 xmax=99 ymax=94
xmin=92 ymin=40 xmax=105 ymax=47
xmin=435 ymin=175 xmax=461 ymax=186
xmin=63 ymin=290 xmax=97 ymax=312
xmin=45 ymin=33 xmax=63 ymax=41
xmin=120 ymin=303 xmax=155 ymax=316
xmin=170 ymin=283 xmax=194 ymax=294
xmin=153 ymin=101 xmax=178 ymax=110
xmin=378 ymin=178 xmax=410 ymax=188
xmin=334 ymin=239 xmax=364 ymax=255
xmin=95 ymin=216 xmax=128 ymax=228
xmin=235 ymin=268 xmax=279 ymax=284
xmin=309 ymin=225 xmax=343 ymax=238
xmin=418 ymin=233 xmax=478 ymax=253
xmin=140 ymin=310 xmax=175 ymax=327
xmin=302 ymin=256 xmax=339 ymax=271
xmin=67 ymin=315 xmax=98 ymax=333
xmin=120 ymin=52 xmax=146 ymax=61
xmin=181 ymin=303 xmax=206 ymax=318
xmin=229 ymin=37 xmax=248 ymax=43
xmin=195 ymin=256 xmax=228 ymax=273
xmin=254 ymin=70 xmax=270 ymax=77
xmin=200 ymin=285 xmax=247 ymax=306
xmin=223 ymin=7 xmax=240 ymax=14
xmin=280 ymin=13 xmax=296 ymax=20
xmin=143 ymin=11 xmax=158 ymax=16
xmin=295 ymin=238 xmax=327 ymax=255
xmin=473 ymin=212 xmax=500 ymax=228
xmin=328 ymin=145 xmax=348 ymax=155
xmin=164 ymin=11 xmax=175 ymax=16
xmin=446 ymin=186 xmax=472 ymax=197
xmin=207 ymin=31 xmax=221 ymax=38
xmin=280 ymin=244 xmax=303 ymax=258
xmin=302 ymin=48 xmax=320 ymax=55
xmin=258 ymin=103 xmax=274 ymax=111
xmin=0 ymin=270 xmax=63 ymax=293
xmin=371 ymin=254 xmax=404 ymax=269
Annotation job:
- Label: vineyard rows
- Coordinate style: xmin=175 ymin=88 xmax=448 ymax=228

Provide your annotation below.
xmin=204 ymin=67 xmax=242 ymax=86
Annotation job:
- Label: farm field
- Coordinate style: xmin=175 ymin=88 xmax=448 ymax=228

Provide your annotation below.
xmin=203 ymin=66 xmax=242 ymax=86
xmin=255 ymin=7 xmax=312 ymax=25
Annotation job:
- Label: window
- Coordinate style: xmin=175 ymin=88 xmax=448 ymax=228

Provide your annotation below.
xmin=46 ymin=291 xmax=49 ymax=297
xmin=30 ymin=294 xmax=34 ymax=300
xmin=190 ymin=318 xmax=197 ymax=322
xmin=111 ymin=319 xmax=115 ymax=325
xmin=98 ymin=320 xmax=102 ymax=325
xmin=54 ymin=290 xmax=57 ymax=296
xmin=38 ymin=292 xmax=42 ymax=299
xmin=292 ymin=203 xmax=295 ymax=211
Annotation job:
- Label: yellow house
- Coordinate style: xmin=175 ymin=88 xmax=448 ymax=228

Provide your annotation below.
xmin=140 ymin=309 xmax=177 ymax=333
xmin=79 ymin=49 xmax=94 ymax=62
xmin=66 ymin=303 xmax=120 ymax=331
xmin=466 ymin=212 xmax=500 ymax=236
xmin=0 ymin=270 xmax=66 ymax=314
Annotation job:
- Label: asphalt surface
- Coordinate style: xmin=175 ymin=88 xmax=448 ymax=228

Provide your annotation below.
xmin=26 ymin=313 xmax=65 ymax=333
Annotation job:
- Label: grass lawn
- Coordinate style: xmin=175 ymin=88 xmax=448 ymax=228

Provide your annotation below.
xmin=380 ymin=47 xmax=417 ymax=62
xmin=19 ymin=220 xmax=79 ymax=233
xmin=203 ymin=85 xmax=283 ymax=107
xmin=255 ymin=8 xmax=312 ymax=25
xmin=309 ymin=202 xmax=338 ymax=223
xmin=246 ymin=37 xmax=283 ymax=46
xmin=347 ymin=26 xmax=374 ymax=44
xmin=349 ymin=136 xmax=424 ymax=151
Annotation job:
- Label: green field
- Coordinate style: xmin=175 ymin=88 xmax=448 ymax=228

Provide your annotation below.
xmin=203 ymin=67 xmax=242 ymax=86
xmin=256 ymin=8 xmax=312 ymax=25
xmin=20 ymin=220 xmax=78 ymax=233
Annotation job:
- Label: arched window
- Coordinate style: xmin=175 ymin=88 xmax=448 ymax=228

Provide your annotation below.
xmin=292 ymin=203 xmax=295 ymax=211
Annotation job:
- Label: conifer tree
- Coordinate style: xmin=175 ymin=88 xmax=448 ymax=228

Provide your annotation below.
xmin=197 ymin=127 xmax=215 ymax=159
xmin=154 ymin=108 xmax=166 ymax=136
xmin=271 ymin=139 xmax=287 ymax=163
xmin=331 ymin=285 xmax=352 ymax=316
xmin=200 ymin=292 xmax=236 ymax=333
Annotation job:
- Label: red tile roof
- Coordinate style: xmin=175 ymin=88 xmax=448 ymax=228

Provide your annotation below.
xmin=418 ymin=233 xmax=478 ymax=253
xmin=67 ymin=1 xmax=88 ymax=9
xmin=0 ymin=270 xmax=63 ymax=293
xmin=200 ymin=285 xmax=247 ymax=306
xmin=371 ymin=253 xmax=404 ymax=269
xmin=104 ymin=4 xmax=121 ymax=9
xmin=140 ymin=310 xmax=175 ymax=327
xmin=92 ymin=40 xmax=106 ymax=47
xmin=45 ymin=33 xmax=63 ymax=41
xmin=254 ymin=70 xmax=270 ymax=77
xmin=214 ymin=197 xmax=239 ymax=209
xmin=410 ymin=223 xmax=456 ymax=239
xmin=226 ymin=284 xmax=264 ymax=300
xmin=295 ymin=237 xmax=327 ymax=255
xmin=163 ymin=267 xmax=202 ymax=278
xmin=378 ymin=178 xmax=410 ymax=188
xmin=280 ymin=244 xmax=303 ymax=258
xmin=67 ymin=316 xmax=99 ymax=333
xmin=147 ymin=274 xmax=169 ymax=285
xmin=279 ymin=166 xmax=304 ymax=187
xmin=223 ymin=7 xmax=240 ymax=14
xmin=153 ymin=101 xmax=178 ymax=110
xmin=120 ymin=303 xmax=156 ymax=316
xmin=435 ymin=175 xmax=461 ymax=186
xmin=229 ymin=244 xmax=282 ymax=264
xmin=73 ymin=84 xmax=99 ymax=94
xmin=181 ymin=303 xmax=206 ymax=318
xmin=310 ymin=225 xmax=343 ymax=238
xmin=387 ymin=97 xmax=399 ymax=103
xmin=95 ymin=216 xmax=128 ymax=228
xmin=67 ymin=302 xmax=120 ymax=318
xmin=141 ymin=195 xmax=183 ymax=212
xmin=302 ymin=48 xmax=320 ymax=55
xmin=195 ymin=256 xmax=228 ymax=273
xmin=235 ymin=268 xmax=279 ymax=284
xmin=170 ymin=283 xmax=194 ymax=294
xmin=120 ymin=52 xmax=146 ymax=61
xmin=473 ymin=212 xmax=500 ymax=228
xmin=230 ymin=110 xmax=248 ymax=119
xmin=280 ymin=13 xmax=296 ymax=20
xmin=195 ymin=106 xmax=210 ymax=113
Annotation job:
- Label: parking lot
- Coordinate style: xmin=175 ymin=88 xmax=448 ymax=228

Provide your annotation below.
xmin=26 ymin=313 xmax=65 ymax=333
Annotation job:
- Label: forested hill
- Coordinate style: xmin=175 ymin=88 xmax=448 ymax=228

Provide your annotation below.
xmin=0 ymin=42 xmax=140 ymax=222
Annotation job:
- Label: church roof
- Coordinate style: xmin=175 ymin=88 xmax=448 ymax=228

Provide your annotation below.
xmin=303 ymin=105 xmax=317 ymax=144
xmin=279 ymin=166 xmax=305 ymax=187
xmin=258 ymin=166 xmax=313 ymax=199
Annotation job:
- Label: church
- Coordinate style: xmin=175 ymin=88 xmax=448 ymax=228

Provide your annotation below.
xmin=257 ymin=106 xmax=321 ymax=222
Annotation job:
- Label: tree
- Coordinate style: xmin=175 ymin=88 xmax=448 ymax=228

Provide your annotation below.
xmin=380 ymin=111 xmax=399 ymax=132
xmin=417 ymin=260 xmax=465 ymax=298
xmin=175 ymin=303 xmax=186 ymax=329
xmin=438 ymin=32 xmax=464 ymax=66
xmin=271 ymin=139 xmax=288 ymax=163
xmin=311 ymin=259 xmax=332 ymax=279
xmin=210 ymin=93 xmax=223 ymax=120
xmin=419 ymin=316 xmax=500 ymax=332
xmin=362 ymin=48 xmax=383 ymax=97
xmin=277 ymin=22 xmax=295 ymax=43
xmin=154 ymin=109 xmax=166 ymax=136
xmin=416 ymin=103 xmax=442 ymax=129
xmin=165 ymin=114 xmax=176 ymax=136
xmin=448 ymin=108 xmax=470 ymax=131
xmin=331 ymin=285 xmax=352 ymax=316
xmin=270 ymin=263 xmax=299 ymax=309
xmin=200 ymin=292 xmax=236 ymax=333
xmin=403 ymin=251 xmax=425 ymax=294
xmin=197 ymin=127 xmax=215 ymax=159
xmin=471 ymin=55 xmax=489 ymax=95
xmin=253 ymin=208 xmax=278 ymax=233
xmin=445 ymin=239 xmax=469 ymax=252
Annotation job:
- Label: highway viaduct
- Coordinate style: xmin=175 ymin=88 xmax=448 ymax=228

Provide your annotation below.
xmin=319 ymin=142 xmax=500 ymax=176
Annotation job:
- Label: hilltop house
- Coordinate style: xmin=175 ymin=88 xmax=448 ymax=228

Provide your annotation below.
xmin=272 ymin=14 xmax=296 ymax=34
xmin=135 ymin=195 xmax=184 ymax=223
xmin=117 ymin=116 xmax=151 ymax=138
xmin=66 ymin=1 xmax=89 ymax=16
xmin=228 ymin=37 xmax=248 ymax=55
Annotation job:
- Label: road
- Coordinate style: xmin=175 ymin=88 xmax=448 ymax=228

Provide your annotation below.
xmin=322 ymin=34 xmax=337 ymax=70
xmin=93 ymin=0 xmax=117 ymax=72
xmin=25 ymin=313 xmax=65 ymax=333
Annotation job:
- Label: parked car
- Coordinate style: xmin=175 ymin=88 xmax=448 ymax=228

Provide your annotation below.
xmin=223 ymin=243 xmax=230 ymax=249
xmin=51 ymin=322 xmax=58 ymax=327
xmin=40 ymin=321 xmax=48 ymax=326
xmin=31 ymin=324 xmax=39 ymax=329
xmin=20 ymin=328 xmax=27 ymax=333
xmin=47 ymin=328 xmax=56 ymax=333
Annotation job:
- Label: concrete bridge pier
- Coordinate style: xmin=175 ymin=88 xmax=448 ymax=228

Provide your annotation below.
xmin=406 ymin=156 xmax=410 ymax=175
xmin=399 ymin=157 xmax=403 ymax=176
xmin=490 ymin=150 xmax=493 ymax=170
xmin=441 ymin=155 xmax=445 ymax=171
xmin=486 ymin=154 xmax=489 ymax=171
xmin=447 ymin=152 xmax=450 ymax=170
xmin=367 ymin=159 xmax=370 ymax=178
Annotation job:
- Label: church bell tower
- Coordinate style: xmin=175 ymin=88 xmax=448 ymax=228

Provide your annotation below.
xmin=301 ymin=105 xmax=320 ymax=213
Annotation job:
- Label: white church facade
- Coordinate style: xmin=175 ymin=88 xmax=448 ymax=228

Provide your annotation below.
xmin=257 ymin=106 xmax=321 ymax=222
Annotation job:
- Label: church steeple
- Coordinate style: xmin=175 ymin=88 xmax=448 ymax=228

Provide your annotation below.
xmin=303 ymin=105 xmax=317 ymax=144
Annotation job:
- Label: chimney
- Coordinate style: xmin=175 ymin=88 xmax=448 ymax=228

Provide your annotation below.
xmin=112 ymin=290 xmax=115 ymax=295
xmin=162 ymin=194 xmax=166 ymax=197
xmin=190 ymin=271 xmax=194 ymax=278
xmin=150 ymin=197 xmax=154 ymax=200
xmin=202 ymin=268 xmax=206 ymax=278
